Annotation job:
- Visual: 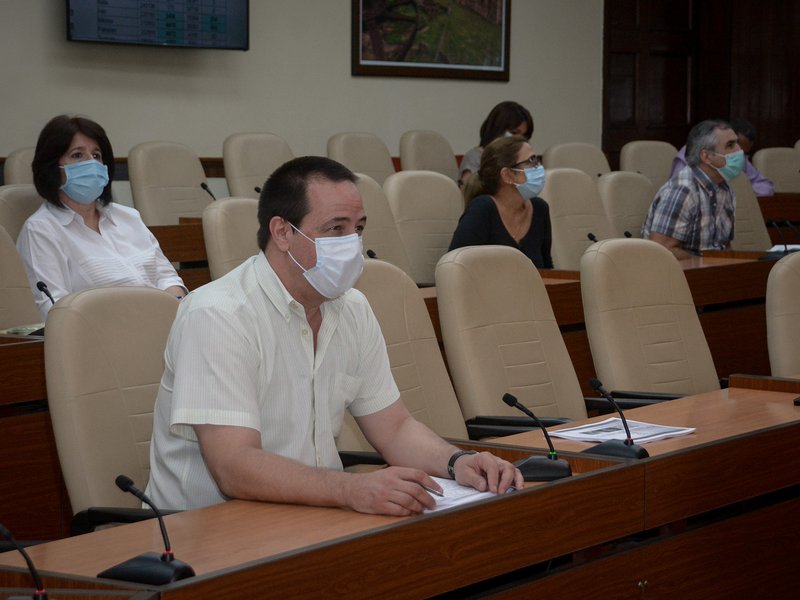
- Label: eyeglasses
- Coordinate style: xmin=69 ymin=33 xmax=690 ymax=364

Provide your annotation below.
xmin=510 ymin=154 xmax=542 ymax=169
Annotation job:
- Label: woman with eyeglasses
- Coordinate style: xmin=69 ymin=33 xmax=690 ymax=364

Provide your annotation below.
xmin=16 ymin=115 xmax=186 ymax=319
xmin=449 ymin=135 xmax=552 ymax=269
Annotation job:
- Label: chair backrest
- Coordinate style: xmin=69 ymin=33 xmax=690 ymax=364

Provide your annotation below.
xmin=436 ymin=246 xmax=588 ymax=422
xmin=619 ymin=140 xmax=677 ymax=188
xmin=581 ymin=238 xmax=719 ymax=395
xmin=338 ymin=259 xmax=469 ymax=452
xmin=356 ymin=173 xmax=414 ymax=278
xmin=202 ymin=197 xmax=260 ymax=280
xmin=129 ymin=141 xmax=210 ymax=225
xmin=541 ymin=168 xmax=616 ymax=270
xmin=44 ymin=287 xmax=179 ymax=514
xmin=327 ymin=132 xmax=396 ymax=185
xmin=752 ymin=147 xmax=800 ymax=193
xmin=728 ymin=173 xmax=772 ymax=251
xmin=795 ymin=139 xmax=800 ymax=152
xmin=399 ymin=130 xmax=459 ymax=181
xmin=597 ymin=171 xmax=655 ymax=238
xmin=766 ymin=252 xmax=800 ymax=377
xmin=0 ymin=184 xmax=45 ymax=242
xmin=3 ymin=147 xmax=35 ymax=185
xmin=383 ymin=171 xmax=463 ymax=285
xmin=543 ymin=142 xmax=610 ymax=178
xmin=222 ymin=133 xmax=294 ymax=198
xmin=0 ymin=225 xmax=39 ymax=328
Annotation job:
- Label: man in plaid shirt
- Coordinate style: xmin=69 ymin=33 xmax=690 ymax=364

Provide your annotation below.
xmin=642 ymin=120 xmax=743 ymax=259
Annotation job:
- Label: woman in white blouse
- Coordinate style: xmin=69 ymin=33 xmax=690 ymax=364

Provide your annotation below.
xmin=17 ymin=115 xmax=186 ymax=319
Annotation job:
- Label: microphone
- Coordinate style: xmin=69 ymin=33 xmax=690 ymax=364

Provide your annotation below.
xmin=587 ymin=232 xmax=598 ymax=242
xmin=623 ymin=230 xmax=632 ymax=238
xmin=0 ymin=522 xmax=48 ymax=599
xmin=96 ymin=475 xmax=194 ymax=585
xmin=35 ymin=281 xmax=55 ymax=306
xmin=501 ymin=393 xmax=571 ymax=481
xmin=254 ymin=186 xmax=262 ymax=194
xmin=366 ymin=249 xmax=378 ymax=259
xmin=768 ymin=220 xmax=789 ymax=254
xmin=583 ymin=379 xmax=649 ymax=459
xmin=200 ymin=182 xmax=217 ymax=201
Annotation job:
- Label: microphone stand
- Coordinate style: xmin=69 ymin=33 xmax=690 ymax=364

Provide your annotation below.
xmin=502 ymin=394 xmax=572 ymax=481
xmin=582 ymin=379 xmax=649 ymax=459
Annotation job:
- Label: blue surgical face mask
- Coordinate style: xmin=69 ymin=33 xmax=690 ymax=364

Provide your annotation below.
xmin=712 ymin=149 xmax=745 ymax=181
xmin=60 ymin=159 xmax=109 ymax=205
xmin=511 ymin=165 xmax=546 ymax=199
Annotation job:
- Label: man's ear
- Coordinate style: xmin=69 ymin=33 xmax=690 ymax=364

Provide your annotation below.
xmin=270 ymin=217 xmax=293 ymax=252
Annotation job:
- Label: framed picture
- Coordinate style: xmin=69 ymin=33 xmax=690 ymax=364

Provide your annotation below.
xmin=352 ymin=0 xmax=511 ymax=81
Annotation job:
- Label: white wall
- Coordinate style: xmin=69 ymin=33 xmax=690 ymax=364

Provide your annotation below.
xmin=0 ymin=1 xmax=603 ymax=158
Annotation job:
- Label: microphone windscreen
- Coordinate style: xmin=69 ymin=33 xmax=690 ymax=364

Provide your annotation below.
xmin=588 ymin=377 xmax=602 ymax=391
xmin=502 ymin=393 xmax=517 ymax=407
xmin=36 ymin=281 xmax=47 ymax=292
xmin=115 ymin=474 xmax=135 ymax=492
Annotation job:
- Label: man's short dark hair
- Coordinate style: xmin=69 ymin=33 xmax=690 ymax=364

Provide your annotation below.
xmin=32 ymin=115 xmax=115 ymax=208
xmin=257 ymin=156 xmax=357 ymax=250
xmin=685 ymin=119 xmax=732 ymax=167
xmin=730 ymin=118 xmax=757 ymax=143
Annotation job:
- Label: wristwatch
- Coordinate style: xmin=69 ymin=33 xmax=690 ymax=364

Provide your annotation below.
xmin=447 ymin=450 xmax=477 ymax=479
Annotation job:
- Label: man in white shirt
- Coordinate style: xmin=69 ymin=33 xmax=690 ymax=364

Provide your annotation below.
xmin=147 ymin=156 xmax=522 ymax=515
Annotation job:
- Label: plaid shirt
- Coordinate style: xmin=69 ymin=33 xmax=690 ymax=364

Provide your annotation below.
xmin=642 ymin=165 xmax=735 ymax=254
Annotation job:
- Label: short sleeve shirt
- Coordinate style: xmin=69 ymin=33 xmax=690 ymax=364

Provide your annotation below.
xmin=642 ymin=165 xmax=735 ymax=254
xmin=146 ymin=252 xmax=399 ymax=510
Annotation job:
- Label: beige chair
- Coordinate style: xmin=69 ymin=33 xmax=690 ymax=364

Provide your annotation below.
xmin=202 ymin=197 xmax=259 ymax=280
xmin=327 ymin=132 xmax=396 ymax=185
xmin=766 ymin=252 xmax=800 ymax=377
xmin=44 ymin=287 xmax=179 ymax=523
xmin=399 ymin=130 xmax=459 ymax=181
xmin=795 ymin=139 xmax=800 ymax=152
xmin=3 ymin=147 xmax=35 ymax=185
xmin=597 ymin=171 xmax=655 ymax=238
xmin=128 ymin=141 xmax=211 ymax=226
xmin=619 ymin=140 xmax=677 ymax=188
xmin=581 ymin=238 xmax=719 ymax=395
xmin=338 ymin=259 xmax=469 ymax=452
xmin=383 ymin=171 xmax=463 ymax=286
xmin=436 ymin=246 xmax=588 ymax=426
xmin=222 ymin=133 xmax=294 ymax=198
xmin=729 ymin=173 xmax=772 ymax=252
xmin=752 ymin=148 xmax=800 ymax=193
xmin=356 ymin=173 xmax=414 ymax=279
xmin=0 ymin=184 xmax=45 ymax=242
xmin=0 ymin=225 xmax=39 ymax=328
xmin=541 ymin=168 xmax=616 ymax=270
xmin=543 ymin=142 xmax=610 ymax=178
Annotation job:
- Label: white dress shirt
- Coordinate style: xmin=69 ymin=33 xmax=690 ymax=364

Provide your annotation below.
xmin=146 ymin=252 xmax=399 ymax=510
xmin=16 ymin=201 xmax=185 ymax=319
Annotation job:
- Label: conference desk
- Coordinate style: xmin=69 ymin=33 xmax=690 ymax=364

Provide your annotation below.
xmin=759 ymin=192 xmax=800 ymax=244
xmin=1 ymin=388 xmax=797 ymax=598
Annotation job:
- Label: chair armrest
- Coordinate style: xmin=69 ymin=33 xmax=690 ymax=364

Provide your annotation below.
xmin=71 ymin=507 xmax=181 ymax=536
xmin=338 ymin=450 xmax=386 ymax=468
xmin=471 ymin=415 xmax=571 ymax=428
xmin=583 ymin=395 xmax=670 ymax=414
xmin=609 ymin=390 xmax=686 ymax=401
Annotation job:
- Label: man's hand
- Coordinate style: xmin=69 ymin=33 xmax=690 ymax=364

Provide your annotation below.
xmin=453 ymin=452 xmax=523 ymax=495
xmin=342 ymin=466 xmax=443 ymax=516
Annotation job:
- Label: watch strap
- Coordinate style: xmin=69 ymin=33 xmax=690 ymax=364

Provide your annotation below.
xmin=447 ymin=450 xmax=477 ymax=479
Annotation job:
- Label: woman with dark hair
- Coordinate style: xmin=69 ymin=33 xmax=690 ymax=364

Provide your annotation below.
xmin=459 ymin=100 xmax=534 ymax=186
xmin=450 ymin=135 xmax=552 ymax=269
xmin=17 ymin=115 xmax=185 ymax=318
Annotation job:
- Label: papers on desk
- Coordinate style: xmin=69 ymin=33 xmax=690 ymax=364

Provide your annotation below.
xmin=767 ymin=245 xmax=800 ymax=253
xmin=549 ymin=418 xmax=695 ymax=444
xmin=424 ymin=476 xmax=514 ymax=513
xmin=0 ymin=323 xmax=45 ymax=336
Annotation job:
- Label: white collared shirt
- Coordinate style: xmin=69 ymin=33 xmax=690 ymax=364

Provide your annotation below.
xmin=146 ymin=252 xmax=399 ymax=510
xmin=16 ymin=201 xmax=185 ymax=319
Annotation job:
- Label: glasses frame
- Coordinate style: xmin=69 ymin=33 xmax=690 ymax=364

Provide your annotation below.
xmin=510 ymin=154 xmax=543 ymax=169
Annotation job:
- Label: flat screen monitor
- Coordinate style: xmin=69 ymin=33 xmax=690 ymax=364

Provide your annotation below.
xmin=67 ymin=0 xmax=249 ymax=50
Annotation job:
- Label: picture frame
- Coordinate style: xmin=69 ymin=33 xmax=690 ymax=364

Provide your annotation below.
xmin=352 ymin=0 xmax=511 ymax=81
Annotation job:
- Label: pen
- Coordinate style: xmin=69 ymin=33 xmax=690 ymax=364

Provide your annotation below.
xmin=422 ymin=484 xmax=445 ymax=498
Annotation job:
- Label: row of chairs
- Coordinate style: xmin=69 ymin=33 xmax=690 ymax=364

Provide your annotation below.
xmin=40 ymin=238 xmax=800 ymax=530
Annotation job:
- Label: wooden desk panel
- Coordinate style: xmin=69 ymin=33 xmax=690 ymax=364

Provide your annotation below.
xmin=729 ymin=373 xmax=800 ymax=393
xmin=0 ymin=461 xmax=645 ymax=600
xmin=0 ymin=338 xmax=45 ymax=406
